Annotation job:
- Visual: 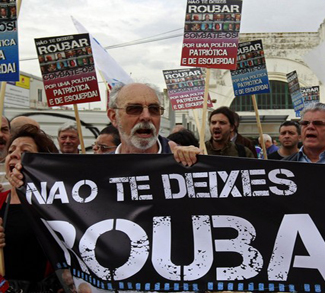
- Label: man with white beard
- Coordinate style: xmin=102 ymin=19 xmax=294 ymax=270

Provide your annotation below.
xmin=5 ymin=83 xmax=201 ymax=293
xmin=9 ymin=83 xmax=202 ymax=188
xmin=107 ymin=83 xmax=201 ymax=165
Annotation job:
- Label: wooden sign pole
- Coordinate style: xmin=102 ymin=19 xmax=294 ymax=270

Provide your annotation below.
xmin=98 ymin=70 xmax=111 ymax=111
xmin=193 ymin=109 xmax=207 ymax=154
xmin=0 ymin=82 xmax=6 ymax=130
xmin=252 ymin=94 xmax=267 ymax=159
xmin=73 ymin=105 xmax=86 ymax=154
xmin=199 ymin=68 xmax=211 ymax=154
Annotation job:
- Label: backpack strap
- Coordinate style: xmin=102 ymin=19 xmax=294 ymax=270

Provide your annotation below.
xmin=235 ymin=143 xmax=246 ymax=158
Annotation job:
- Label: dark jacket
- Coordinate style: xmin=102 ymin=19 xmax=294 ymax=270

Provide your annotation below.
xmin=234 ymin=133 xmax=258 ymax=158
xmin=282 ymin=153 xmax=300 ymax=161
xmin=205 ymin=140 xmax=254 ymax=158
xmin=159 ymin=136 xmax=172 ymax=154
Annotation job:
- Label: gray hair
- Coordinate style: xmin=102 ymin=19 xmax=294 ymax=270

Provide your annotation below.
xmin=58 ymin=121 xmax=78 ymax=135
xmin=301 ymin=102 xmax=325 ymax=119
xmin=259 ymin=134 xmax=272 ymax=143
xmin=108 ymin=83 xmax=162 ymax=109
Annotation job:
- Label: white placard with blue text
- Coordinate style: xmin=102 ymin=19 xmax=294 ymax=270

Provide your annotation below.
xmin=231 ymin=40 xmax=270 ymax=96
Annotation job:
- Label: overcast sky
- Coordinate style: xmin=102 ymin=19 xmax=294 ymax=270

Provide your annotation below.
xmin=18 ymin=0 xmax=325 ymax=109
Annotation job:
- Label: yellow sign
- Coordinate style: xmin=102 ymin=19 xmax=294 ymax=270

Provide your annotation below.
xmin=16 ymin=75 xmax=30 ymax=89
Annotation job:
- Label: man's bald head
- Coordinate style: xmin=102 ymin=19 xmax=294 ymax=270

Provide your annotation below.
xmin=11 ymin=116 xmax=40 ymax=135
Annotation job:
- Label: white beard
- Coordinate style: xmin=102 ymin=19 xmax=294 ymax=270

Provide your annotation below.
xmin=117 ymin=119 xmax=158 ymax=150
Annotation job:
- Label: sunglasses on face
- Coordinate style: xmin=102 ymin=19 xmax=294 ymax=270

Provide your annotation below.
xmin=114 ymin=104 xmax=164 ymax=116
xmin=299 ymin=120 xmax=325 ymax=127
xmin=92 ymin=143 xmax=116 ymax=152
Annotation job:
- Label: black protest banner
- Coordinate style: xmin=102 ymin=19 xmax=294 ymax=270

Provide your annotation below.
xmin=18 ymin=153 xmax=325 ymax=293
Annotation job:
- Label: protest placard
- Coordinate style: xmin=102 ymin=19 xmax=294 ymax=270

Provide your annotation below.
xmin=0 ymin=0 xmax=19 ymax=81
xmin=18 ymin=153 xmax=325 ymax=293
xmin=163 ymin=68 xmax=212 ymax=110
xmin=181 ymin=0 xmax=242 ymax=70
xmin=286 ymin=71 xmax=304 ymax=117
xmin=230 ymin=40 xmax=270 ymax=159
xmin=301 ymin=86 xmax=320 ymax=107
xmin=231 ymin=40 xmax=270 ymax=96
xmin=35 ymin=33 xmax=101 ymax=107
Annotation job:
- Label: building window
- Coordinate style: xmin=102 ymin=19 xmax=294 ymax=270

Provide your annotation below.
xmin=38 ymin=89 xmax=42 ymax=102
xmin=230 ymin=80 xmax=293 ymax=111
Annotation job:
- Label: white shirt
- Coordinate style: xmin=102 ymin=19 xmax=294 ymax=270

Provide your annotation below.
xmin=115 ymin=139 xmax=162 ymax=154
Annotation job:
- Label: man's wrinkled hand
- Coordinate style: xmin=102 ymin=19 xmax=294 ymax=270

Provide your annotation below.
xmin=169 ymin=140 xmax=203 ymax=167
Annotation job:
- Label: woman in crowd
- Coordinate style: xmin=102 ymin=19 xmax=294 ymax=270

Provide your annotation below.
xmin=0 ymin=124 xmax=59 ymax=290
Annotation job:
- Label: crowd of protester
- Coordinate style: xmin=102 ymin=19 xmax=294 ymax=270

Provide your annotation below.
xmin=1 ymin=82 xmax=325 ymax=292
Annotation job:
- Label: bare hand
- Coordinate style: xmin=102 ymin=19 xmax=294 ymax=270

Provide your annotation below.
xmin=169 ymin=141 xmax=203 ymax=167
xmin=8 ymin=163 xmax=24 ymax=188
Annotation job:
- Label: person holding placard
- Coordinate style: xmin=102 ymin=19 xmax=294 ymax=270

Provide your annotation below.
xmin=205 ymin=107 xmax=254 ymax=158
xmin=268 ymin=121 xmax=301 ymax=160
xmin=0 ymin=125 xmax=60 ymax=290
xmin=107 ymin=83 xmax=202 ymax=165
xmin=57 ymin=122 xmax=80 ymax=154
xmin=231 ymin=112 xmax=257 ymax=158
xmin=258 ymin=134 xmax=278 ymax=158
xmin=284 ymin=102 xmax=325 ymax=163
xmin=92 ymin=124 xmax=120 ymax=154
xmin=8 ymin=83 xmax=203 ymax=191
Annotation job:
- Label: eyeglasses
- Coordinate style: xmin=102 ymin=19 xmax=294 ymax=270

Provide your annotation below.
xmin=92 ymin=143 xmax=116 ymax=152
xmin=114 ymin=104 xmax=164 ymax=116
xmin=299 ymin=120 xmax=325 ymax=127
